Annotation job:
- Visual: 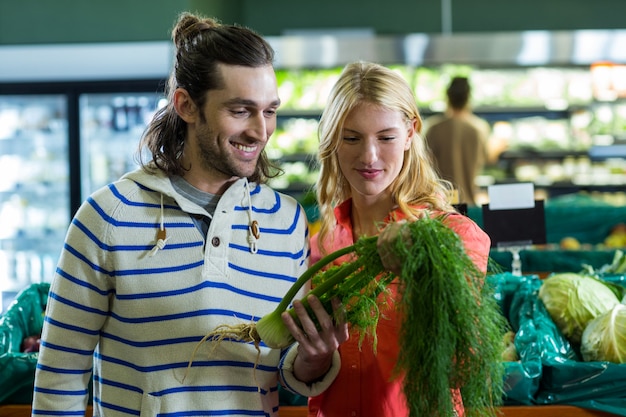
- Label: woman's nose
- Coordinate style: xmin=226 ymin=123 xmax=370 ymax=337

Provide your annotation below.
xmin=360 ymin=139 xmax=379 ymax=164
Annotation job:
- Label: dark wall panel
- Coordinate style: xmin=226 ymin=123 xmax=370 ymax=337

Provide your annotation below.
xmin=240 ymin=0 xmax=442 ymax=36
xmin=0 ymin=0 xmax=624 ymax=45
xmin=0 ymin=0 xmax=188 ymax=44
xmin=450 ymin=0 xmax=626 ymax=32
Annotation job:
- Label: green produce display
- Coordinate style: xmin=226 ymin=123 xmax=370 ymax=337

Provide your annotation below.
xmin=497 ymin=272 xmax=626 ymax=415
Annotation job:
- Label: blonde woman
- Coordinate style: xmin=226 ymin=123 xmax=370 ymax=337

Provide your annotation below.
xmin=309 ymin=61 xmax=491 ymax=417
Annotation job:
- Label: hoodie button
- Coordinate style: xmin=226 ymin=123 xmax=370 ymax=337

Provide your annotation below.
xmin=211 ymin=237 xmax=220 ymax=247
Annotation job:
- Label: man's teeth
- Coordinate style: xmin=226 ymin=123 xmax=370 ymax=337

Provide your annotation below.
xmin=234 ymin=143 xmax=255 ymax=152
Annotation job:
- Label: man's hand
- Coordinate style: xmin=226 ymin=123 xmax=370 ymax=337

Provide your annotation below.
xmin=281 ymin=295 xmax=348 ymax=383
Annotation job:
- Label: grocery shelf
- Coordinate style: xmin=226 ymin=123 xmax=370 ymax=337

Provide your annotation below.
xmin=0 ymin=405 xmax=620 ymax=417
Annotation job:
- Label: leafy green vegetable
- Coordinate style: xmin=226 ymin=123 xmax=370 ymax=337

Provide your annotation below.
xmin=539 ymin=273 xmax=621 ymax=345
xmin=581 ymin=303 xmax=626 ymax=364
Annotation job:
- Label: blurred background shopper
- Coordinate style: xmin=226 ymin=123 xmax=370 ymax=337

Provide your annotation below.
xmin=424 ymin=76 xmax=491 ymax=206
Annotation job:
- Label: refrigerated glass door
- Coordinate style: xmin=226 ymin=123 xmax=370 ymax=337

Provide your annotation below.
xmin=79 ymin=92 xmax=165 ymax=198
xmin=0 ymin=95 xmax=69 ymax=310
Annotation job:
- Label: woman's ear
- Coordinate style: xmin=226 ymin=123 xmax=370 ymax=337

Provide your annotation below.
xmin=173 ymin=88 xmax=198 ymax=123
xmin=405 ymin=118 xmax=417 ymax=150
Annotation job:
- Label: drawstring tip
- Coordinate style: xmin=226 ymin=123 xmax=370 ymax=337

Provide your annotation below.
xmin=248 ymin=220 xmax=260 ymax=254
xmin=149 ymin=237 xmax=169 ymax=257
xmin=247 ymin=235 xmax=258 ymax=254
xmin=149 ymin=225 xmax=168 ymax=257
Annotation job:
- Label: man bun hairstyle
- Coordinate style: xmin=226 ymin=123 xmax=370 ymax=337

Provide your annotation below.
xmin=139 ymin=12 xmax=277 ymax=179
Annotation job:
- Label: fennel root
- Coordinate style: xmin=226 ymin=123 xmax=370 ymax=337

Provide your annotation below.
xmin=182 ymin=323 xmax=262 ymax=383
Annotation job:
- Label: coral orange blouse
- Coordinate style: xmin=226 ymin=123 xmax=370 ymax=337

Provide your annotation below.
xmin=308 ymin=199 xmax=491 ymax=417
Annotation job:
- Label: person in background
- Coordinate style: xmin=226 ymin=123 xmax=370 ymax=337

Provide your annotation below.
xmin=424 ymin=76 xmax=491 ymax=206
xmin=31 ymin=12 xmax=347 ymax=416
xmin=308 ymin=61 xmax=491 ymax=417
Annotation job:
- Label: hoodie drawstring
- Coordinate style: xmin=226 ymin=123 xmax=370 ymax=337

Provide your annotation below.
xmin=244 ymin=178 xmax=259 ymax=254
xmin=149 ymin=193 xmax=169 ymax=257
xmin=149 ymin=181 xmax=259 ymax=257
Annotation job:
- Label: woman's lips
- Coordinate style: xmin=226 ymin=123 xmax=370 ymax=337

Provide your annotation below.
xmin=357 ymin=169 xmax=382 ymax=179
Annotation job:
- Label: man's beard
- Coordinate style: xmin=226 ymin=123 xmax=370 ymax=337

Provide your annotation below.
xmin=196 ymin=125 xmax=258 ymax=179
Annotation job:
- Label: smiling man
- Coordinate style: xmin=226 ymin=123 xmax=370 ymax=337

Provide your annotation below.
xmin=31 ymin=12 xmax=348 ymax=417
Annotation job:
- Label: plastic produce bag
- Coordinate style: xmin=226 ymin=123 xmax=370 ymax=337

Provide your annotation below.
xmin=533 ymin=274 xmax=626 ymax=416
xmin=0 ymin=282 xmax=49 ymax=404
xmin=488 ymin=273 xmax=577 ymax=405
xmin=537 ymin=359 xmax=626 ymax=415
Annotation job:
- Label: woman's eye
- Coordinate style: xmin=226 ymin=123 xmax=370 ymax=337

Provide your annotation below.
xmin=342 ymin=136 xmax=359 ymax=142
xmin=380 ymin=136 xmax=395 ymax=141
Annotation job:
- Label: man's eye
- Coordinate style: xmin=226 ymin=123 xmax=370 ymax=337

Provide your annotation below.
xmin=264 ymin=109 xmax=277 ymax=117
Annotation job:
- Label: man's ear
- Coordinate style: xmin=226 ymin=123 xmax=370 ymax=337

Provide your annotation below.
xmin=173 ymin=88 xmax=198 ymax=123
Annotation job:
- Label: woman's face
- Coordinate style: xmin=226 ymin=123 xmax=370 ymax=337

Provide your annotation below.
xmin=338 ymin=101 xmax=414 ymax=202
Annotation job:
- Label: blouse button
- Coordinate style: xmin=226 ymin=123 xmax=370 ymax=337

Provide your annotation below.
xmin=211 ymin=237 xmax=220 ymax=247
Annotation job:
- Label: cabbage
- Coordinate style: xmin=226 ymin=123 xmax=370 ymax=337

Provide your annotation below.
xmin=538 ymin=273 xmax=620 ymax=345
xmin=581 ymin=304 xmax=626 ymax=363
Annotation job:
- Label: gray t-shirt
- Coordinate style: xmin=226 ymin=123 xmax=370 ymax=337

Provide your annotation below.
xmin=170 ymin=175 xmax=220 ymax=237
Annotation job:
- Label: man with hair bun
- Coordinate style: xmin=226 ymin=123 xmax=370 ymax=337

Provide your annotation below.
xmin=32 ymin=11 xmax=347 ymax=416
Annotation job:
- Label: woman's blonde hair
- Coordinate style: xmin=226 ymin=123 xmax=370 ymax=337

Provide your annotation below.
xmin=315 ymin=61 xmax=454 ymax=251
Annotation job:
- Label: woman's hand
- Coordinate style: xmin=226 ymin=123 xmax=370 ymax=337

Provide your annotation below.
xmin=377 ymin=220 xmax=412 ymax=275
xmin=282 ymin=295 xmax=348 ymax=383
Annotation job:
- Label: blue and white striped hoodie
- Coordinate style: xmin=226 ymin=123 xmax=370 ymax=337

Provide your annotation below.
xmin=32 ymin=167 xmax=340 ymax=417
